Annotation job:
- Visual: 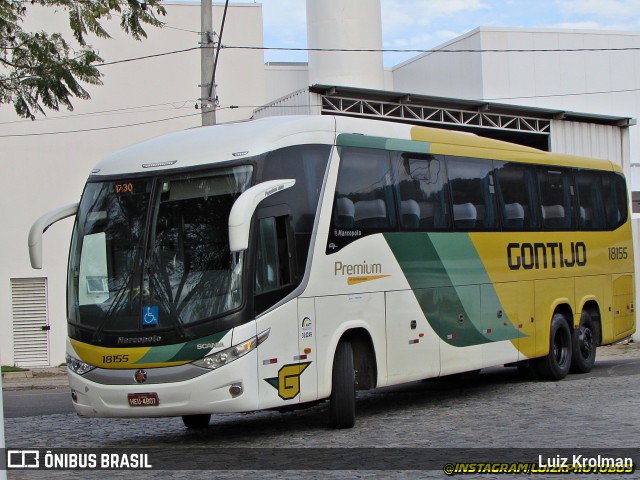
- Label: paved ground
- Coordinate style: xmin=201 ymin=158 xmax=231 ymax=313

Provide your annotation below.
xmin=2 ymin=342 xmax=639 ymax=480
xmin=4 ymin=342 xmax=638 ymax=391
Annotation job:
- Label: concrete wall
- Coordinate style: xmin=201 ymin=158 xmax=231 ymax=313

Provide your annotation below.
xmin=0 ymin=2 xmax=264 ymax=366
xmin=306 ymin=0 xmax=384 ymax=89
xmin=392 ymin=29 xmax=484 ymax=98
xmin=265 ymin=63 xmax=310 ymax=103
xmin=477 ymin=28 xmax=640 ymax=170
xmin=392 ymin=27 xmax=640 ymax=176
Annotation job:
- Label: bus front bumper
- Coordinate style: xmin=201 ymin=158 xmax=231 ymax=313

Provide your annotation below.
xmin=67 ymin=353 xmax=260 ymax=418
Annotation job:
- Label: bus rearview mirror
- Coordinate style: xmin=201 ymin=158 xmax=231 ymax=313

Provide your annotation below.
xmin=228 ymin=179 xmax=296 ymax=252
xmin=29 ymin=203 xmax=79 ymax=269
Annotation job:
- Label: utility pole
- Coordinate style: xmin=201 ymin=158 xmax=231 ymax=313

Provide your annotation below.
xmin=0 ymin=362 xmax=6 ymax=480
xmin=200 ymin=0 xmax=216 ymax=126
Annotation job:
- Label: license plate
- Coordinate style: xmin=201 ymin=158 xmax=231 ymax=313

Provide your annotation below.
xmin=128 ymin=392 xmax=159 ymax=407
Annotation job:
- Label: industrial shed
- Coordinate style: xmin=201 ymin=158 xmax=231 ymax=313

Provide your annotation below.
xmin=255 ymin=84 xmax=634 ymax=171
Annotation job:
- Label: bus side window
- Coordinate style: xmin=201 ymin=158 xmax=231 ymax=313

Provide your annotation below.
xmin=495 ymin=162 xmax=539 ymax=230
xmin=538 ymin=169 xmax=576 ymax=230
xmin=575 ymin=170 xmax=606 ymax=230
xmin=261 ymin=144 xmax=331 ymax=287
xmin=602 ymin=172 xmax=628 ymax=230
xmin=254 ymin=215 xmax=296 ymax=314
xmin=332 ymin=147 xmax=396 ymax=230
xmin=446 ymin=157 xmax=497 ymax=230
xmin=394 ymin=153 xmax=450 ymax=230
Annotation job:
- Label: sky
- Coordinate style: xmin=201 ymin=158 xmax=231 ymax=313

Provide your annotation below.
xmin=260 ymin=0 xmax=640 ymax=66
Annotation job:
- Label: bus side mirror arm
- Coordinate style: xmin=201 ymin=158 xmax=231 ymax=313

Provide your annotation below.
xmin=29 ymin=202 xmax=79 ymax=269
xmin=228 ymin=179 xmax=295 ymax=252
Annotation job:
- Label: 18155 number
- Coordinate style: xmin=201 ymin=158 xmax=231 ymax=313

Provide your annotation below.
xmin=102 ymin=355 xmax=129 ymax=364
xmin=608 ymin=247 xmax=628 ymax=260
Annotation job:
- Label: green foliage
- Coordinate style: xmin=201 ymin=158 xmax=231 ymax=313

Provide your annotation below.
xmin=1 ymin=364 xmax=29 ymax=372
xmin=0 ymin=0 xmax=166 ymax=119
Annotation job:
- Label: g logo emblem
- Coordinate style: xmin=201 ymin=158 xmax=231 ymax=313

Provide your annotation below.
xmin=264 ymin=362 xmax=311 ymax=400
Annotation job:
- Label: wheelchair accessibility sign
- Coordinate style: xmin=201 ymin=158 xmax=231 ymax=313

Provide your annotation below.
xmin=142 ymin=306 xmax=159 ymax=326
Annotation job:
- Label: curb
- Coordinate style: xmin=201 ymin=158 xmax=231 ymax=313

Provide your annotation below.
xmin=2 ymin=371 xmax=33 ymax=379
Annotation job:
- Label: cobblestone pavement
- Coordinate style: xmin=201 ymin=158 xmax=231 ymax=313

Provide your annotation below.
xmin=3 ymin=343 xmax=640 ymax=480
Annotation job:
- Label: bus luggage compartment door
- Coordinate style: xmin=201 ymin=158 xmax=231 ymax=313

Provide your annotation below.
xmin=613 ymin=274 xmax=635 ymax=338
xmin=385 ymin=290 xmax=440 ymax=383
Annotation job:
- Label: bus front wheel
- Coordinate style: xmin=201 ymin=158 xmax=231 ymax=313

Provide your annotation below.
xmin=570 ymin=311 xmax=597 ymax=373
xmin=182 ymin=413 xmax=211 ymax=429
xmin=535 ymin=313 xmax=572 ymax=381
xmin=329 ymin=341 xmax=356 ymax=429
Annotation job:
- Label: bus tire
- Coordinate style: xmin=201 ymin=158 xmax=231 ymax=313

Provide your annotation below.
xmin=570 ymin=311 xmax=597 ymax=373
xmin=535 ymin=313 xmax=572 ymax=381
xmin=182 ymin=414 xmax=211 ymax=429
xmin=329 ymin=341 xmax=356 ymax=429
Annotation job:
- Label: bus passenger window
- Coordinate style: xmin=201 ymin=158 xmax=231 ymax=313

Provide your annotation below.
xmin=395 ymin=154 xmax=450 ymax=230
xmin=602 ymin=172 xmax=628 ymax=230
xmin=495 ymin=162 xmax=539 ymax=230
xmin=332 ymin=147 xmax=395 ymax=229
xmin=335 ymin=197 xmax=355 ymax=228
xmin=575 ymin=170 xmax=606 ymax=230
xmin=447 ymin=157 xmax=497 ymax=230
xmin=538 ymin=169 xmax=575 ymax=230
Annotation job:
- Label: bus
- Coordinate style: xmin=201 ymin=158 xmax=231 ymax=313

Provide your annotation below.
xmin=29 ymin=115 xmax=635 ymax=429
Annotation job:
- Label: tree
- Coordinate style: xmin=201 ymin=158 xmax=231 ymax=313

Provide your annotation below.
xmin=0 ymin=0 xmax=166 ymax=120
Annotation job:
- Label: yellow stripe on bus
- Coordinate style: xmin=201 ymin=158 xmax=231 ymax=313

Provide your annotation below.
xmin=70 ymin=339 xmax=190 ymax=369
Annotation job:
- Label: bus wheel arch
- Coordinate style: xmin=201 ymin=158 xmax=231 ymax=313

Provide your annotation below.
xmin=340 ymin=328 xmax=378 ymax=391
xmin=570 ymin=305 xmax=599 ymax=374
xmin=535 ymin=309 xmax=573 ymax=381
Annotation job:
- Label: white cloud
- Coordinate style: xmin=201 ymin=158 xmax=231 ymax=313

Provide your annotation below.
xmin=387 ymin=0 xmax=490 ymax=17
xmin=558 ymin=0 xmax=640 ymax=18
xmin=261 ymin=0 xmax=308 ymax=61
xmin=382 ymin=0 xmax=490 ymax=30
xmin=434 ymin=29 xmax=465 ymax=41
xmin=556 ymin=0 xmax=640 ymax=29
xmin=259 ymin=0 xmax=640 ymax=64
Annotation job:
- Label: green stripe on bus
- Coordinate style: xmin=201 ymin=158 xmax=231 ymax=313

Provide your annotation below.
xmin=384 ymin=232 xmax=522 ymax=346
xmin=136 ymin=330 xmax=230 ymax=364
xmin=336 ymin=133 xmax=431 ymax=154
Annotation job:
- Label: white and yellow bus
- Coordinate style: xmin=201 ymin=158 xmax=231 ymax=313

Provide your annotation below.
xmin=30 ymin=115 xmax=635 ymax=428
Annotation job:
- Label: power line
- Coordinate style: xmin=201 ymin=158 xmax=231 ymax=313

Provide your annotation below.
xmin=89 ymin=43 xmax=640 ymax=69
xmin=96 ymin=47 xmax=200 ymax=67
xmin=0 ymin=100 xmax=197 ymax=125
xmin=4 ymin=84 xmax=640 ymax=137
xmin=209 ymin=0 xmax=229 ymax=101
xmin=109 ymin=11 xmax=201 ymax=35
xmin=0 ymin=111 xmax=204 ymax=137
xmin=481 ymin=87 xmax=640 ymax=101
xmin=222 ymin=44 xmax=640 ymax=54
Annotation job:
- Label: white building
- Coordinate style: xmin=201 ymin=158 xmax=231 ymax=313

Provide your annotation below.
xmin=0 ymin=2 xmax=265 ymax=367
xmin=391 ymin=27 xmax=640 ymax=184
xmin=2 ymin=1 xmax=639 ymax=367
xmin=265 ymin=27 xmax=640 ymax=179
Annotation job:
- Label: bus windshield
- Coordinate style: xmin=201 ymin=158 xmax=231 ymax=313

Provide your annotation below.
xmin=68 ymin=165 xmax=253 ymax=336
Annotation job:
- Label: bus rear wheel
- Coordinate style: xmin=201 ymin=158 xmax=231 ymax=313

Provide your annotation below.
xmin=182 ymin=413 xmax=211 ymax=429
xmin=535 ymin=313 xmax=572 ymax=381
xmin=570 ymin=311 xmax=597 ymax=373
xmin=329 ymin=341 xmax=356 ymax=429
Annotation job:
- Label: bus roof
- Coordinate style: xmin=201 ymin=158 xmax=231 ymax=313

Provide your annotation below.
xmin=90 ymin=115 xmax=620 ymax=177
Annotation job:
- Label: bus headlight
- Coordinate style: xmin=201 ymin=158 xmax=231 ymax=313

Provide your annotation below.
xmin=193 ymin=329 xmax=270 ymax=370
xmin=66 ymin=353 xmax=95 ymax=375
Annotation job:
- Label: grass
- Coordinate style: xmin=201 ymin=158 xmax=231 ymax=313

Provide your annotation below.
xmin=1 ymin=365 xmax=29 ymax=373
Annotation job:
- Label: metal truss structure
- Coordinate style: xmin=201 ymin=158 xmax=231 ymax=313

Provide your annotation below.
xmin=320 ymin=94 xmax=551 ymax=134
